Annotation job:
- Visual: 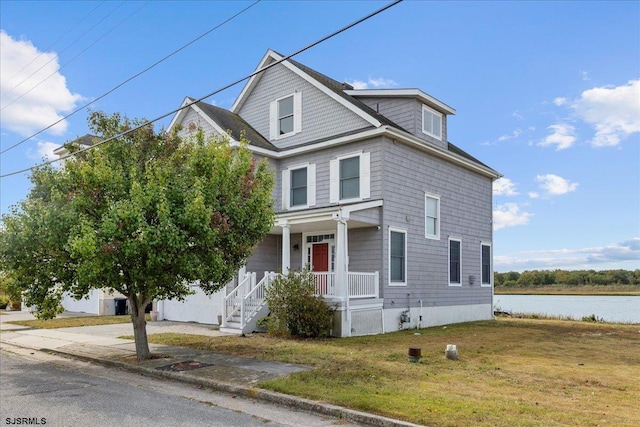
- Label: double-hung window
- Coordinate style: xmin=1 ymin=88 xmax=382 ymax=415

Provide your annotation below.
xmin=278 ymin=96 xmax=294 ymax=135
xmin=282 ymin=164 xmax=315 ymax=210
xmin=329 ymin=152 xmax=370 ymax=203
xmin=340 ymin=156 xmax=360 ymax=200
xmin=449 ymin=238 xmax=461 ymax=286
xmin=422 ymin=105 xmax=442 ymax=140
xmin=425 ymin=194 xmax=440 ymax=239
xmin=389 ymin=228 xmax=407 ymax=285
xmin=270 ymin=92 xmax=302 ymax=140
xmin=481 ymin=243 xmax=492 ymax=286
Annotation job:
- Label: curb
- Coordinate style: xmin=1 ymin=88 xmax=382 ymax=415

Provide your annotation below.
xmin=33 ymin=346 xmax=424 ymax=427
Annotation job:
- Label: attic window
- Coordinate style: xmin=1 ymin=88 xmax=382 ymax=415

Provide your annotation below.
xmin=422 ymin=105 xmax=442 ymax=140
xmin=270 ymin=92 xmax=302 ymax=140
xmin=187 ymin=121 xmax=198 ymax=132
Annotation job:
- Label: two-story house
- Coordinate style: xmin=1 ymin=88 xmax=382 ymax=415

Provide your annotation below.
xmin=158 ymin=49 xmax=501 ymax=337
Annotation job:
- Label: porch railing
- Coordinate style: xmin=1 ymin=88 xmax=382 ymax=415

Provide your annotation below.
xmin=312 ymin=271 xmax=379 ymax=299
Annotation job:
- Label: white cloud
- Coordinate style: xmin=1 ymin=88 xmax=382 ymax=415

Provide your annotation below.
xmin=346 ymin=76 xmax=398 ymax=90
xmin=493 ymin=178 xmax=518 ymax=196
xmin=497 ymin=128 xmax=523 ymax=142
xmin=494 ymin=238 xmax=640 ymax=272
xmin=528 ymin=192 xmax=540 ymax=199
xmin=493 ymin=203 xmax=532 ymax=230
xmin=0 ymin=31 xmax=83 ymax=137
xmin=571 ymin=79 xmax=640 ymax=147
xmin=535 ymin=174 xmax=579 ymax=196
xmin=553 ymin=97 xmax=567 ymax=106
xmin=538 ymin=123 xmax=576 ymax=150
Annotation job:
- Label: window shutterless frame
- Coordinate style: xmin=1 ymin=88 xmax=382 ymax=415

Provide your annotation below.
xmin=422 ymin=104 xmax=442 ymax=140
xmin=481 ymin=242 xmax=492 ymax=286
xmin=389 ymin=227 xmax=407 ymax=286
xmin=425 ymin=193 xmax=440 ymax=239
xmin=449 ymin=237 xmax=462 ymax=286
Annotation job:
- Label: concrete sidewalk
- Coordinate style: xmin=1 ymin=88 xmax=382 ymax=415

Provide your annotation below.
xmin=0 ymin=310 xmax=420 ymax=427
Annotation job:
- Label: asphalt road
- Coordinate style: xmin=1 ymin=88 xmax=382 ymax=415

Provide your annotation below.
xmin=0 ymin=345 xmax=358 ymax=427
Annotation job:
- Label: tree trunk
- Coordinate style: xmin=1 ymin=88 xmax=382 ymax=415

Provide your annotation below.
xmin=130 ymin=297 xmax=151 ymax=361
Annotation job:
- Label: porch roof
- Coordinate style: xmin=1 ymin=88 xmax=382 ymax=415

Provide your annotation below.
xmin=270 ymin=199 xmax=383 ymax=234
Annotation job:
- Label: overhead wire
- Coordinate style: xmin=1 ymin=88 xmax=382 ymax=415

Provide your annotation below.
xmin=2 ymin=1 xmax=107 ymax=88
xmin=0 ymin=0 xmax=403 ymax=179
xmin=1 ymin=1 xmax=124 ymax=101
xmin=0 ymin=0 xmax=261 ymax=156
xmin=1 ymin=1 xmax=148 ymax=114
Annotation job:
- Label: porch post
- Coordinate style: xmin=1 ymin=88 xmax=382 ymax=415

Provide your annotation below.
xmin=281 ymin=221 xmax=291 ymax=273
xmin=334 ymin=209 xmax=351 ymax=337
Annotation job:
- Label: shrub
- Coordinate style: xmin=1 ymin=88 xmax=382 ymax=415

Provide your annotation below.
xmin=0 ymin=295 xmax=9 ymax=309
xmin=263 ymin=268 xmax=335 ymax=338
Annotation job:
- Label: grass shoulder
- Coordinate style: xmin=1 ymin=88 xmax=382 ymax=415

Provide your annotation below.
xmin=5 ymin=314 xmax=148 ymax=329
xmin=142 ymin=318 xmax=640 ymax=427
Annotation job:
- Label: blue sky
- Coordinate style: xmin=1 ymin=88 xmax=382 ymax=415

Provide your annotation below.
xmin=1 ymin=1 xmax=638 ymax=272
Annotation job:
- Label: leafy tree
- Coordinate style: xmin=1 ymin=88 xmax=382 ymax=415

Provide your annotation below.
xmin=0 ymin=111 xmax=275 ymax=360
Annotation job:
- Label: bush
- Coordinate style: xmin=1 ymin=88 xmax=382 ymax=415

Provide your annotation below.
xmin=263 ymin=268 xmax=335 ymax=338
xmin=0 ymin=295 xmax=9 ymax=309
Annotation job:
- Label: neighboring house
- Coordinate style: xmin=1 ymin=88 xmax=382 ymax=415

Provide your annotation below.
xmin=161 ymin=49 xmax=502 ymax=336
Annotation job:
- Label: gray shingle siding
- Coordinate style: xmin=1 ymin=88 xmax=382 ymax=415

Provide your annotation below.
xmin=237 ymin=63 xmax=372 ymax=150
xmin=380 ymin=137 xmax=492 ymax=308
xmin=357 ymin=97 xmax=448 ymax=149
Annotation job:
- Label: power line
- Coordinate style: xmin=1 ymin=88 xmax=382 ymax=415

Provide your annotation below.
xmin=2 ymin=1 xmax=107 ymax=88
xmin=1 ymin=1 xmax=125 ymax=102
xmin=0 ymin=0 xmax=403 ymax=179
xmin=0 ymin=0 xmax=260 ymax=155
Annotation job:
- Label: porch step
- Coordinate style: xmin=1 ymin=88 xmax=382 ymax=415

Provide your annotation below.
xmin=220 ymin=321 xmax=244 ymax=335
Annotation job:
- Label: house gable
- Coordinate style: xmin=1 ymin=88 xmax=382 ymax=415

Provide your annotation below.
xmin=232 ymin=50 xmax=380 ymax=150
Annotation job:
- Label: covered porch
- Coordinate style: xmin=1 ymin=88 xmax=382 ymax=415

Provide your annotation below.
xmin=222 ymin=200 xmax=385 ymax=337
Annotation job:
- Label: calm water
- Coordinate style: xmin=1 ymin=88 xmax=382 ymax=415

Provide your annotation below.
xmin=493 ymin=294 xmax=640 ymax=324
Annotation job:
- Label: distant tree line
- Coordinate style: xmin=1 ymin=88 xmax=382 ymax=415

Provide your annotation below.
xmin=494 ymin=269 xmax=640 ymax=288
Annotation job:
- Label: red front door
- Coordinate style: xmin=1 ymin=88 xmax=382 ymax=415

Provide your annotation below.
xmin=312 ymin=243 xmax=329 ymax=272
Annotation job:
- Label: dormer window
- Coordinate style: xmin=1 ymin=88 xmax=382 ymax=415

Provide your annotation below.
xmin=422 ymin=105 xmax=442 ymax=140
xmin=270 ymin=92 xmax=302 ymax=140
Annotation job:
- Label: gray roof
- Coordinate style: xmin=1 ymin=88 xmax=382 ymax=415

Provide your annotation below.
xmin=187 ymin=98 xmax=277 ymax=151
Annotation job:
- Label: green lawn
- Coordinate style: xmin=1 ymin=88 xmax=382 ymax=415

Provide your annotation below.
xmin=144 ymin=319 xmax=640 ymax=427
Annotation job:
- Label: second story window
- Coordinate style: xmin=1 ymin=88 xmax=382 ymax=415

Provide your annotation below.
xmin=282 ymin=164 xmax=315 ymax=210
xmin=340 ymin=156 xmax=360 ymax=200
xmin=329 ymin=152 xmax=370 ymax=203
xmin=290 ymin=167 xmax=307 ymax=206
xmin=270 ymin=92 xmax=302 ymax=140
xmin=425 ymin=194 xmax=440 ymax=240
xmin=422 ymin=105 xmax=442 ymax=140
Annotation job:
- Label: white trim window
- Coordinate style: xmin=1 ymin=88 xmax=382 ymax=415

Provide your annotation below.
xmin=270 ymin=92 xmax=302 ymax=140
xmin=425 ymin=193 xmax=440 ymax=239
xmin=389 ymin=227 xmax=407 ymax=286
xmin=329 ymin=152 xmax=370 ymax=203
xmin=449 ymin=237 xmax=462 ymax=286
xmin=422 ymin=105 xmax=442 ymax=140
xmin=282 ymin=164 xmax=316 ymax=210
xmin=481 ymin=242 xmax=492 ymax=287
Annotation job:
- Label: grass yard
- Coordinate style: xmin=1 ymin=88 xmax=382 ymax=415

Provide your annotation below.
xmin=145 ymin=318 xmax=640 ymax=427
xmin=5 ymin=314 xmax=145 ymax=329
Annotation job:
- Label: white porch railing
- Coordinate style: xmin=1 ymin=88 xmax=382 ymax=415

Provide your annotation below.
xmin=348 ymin=271 xmax=379 ymax=299
xmin=223 ymin=271 xmax=276 ymax=330
xmin=312 ymin=271 xmax=379 ymax=299
xmin=223 ymin=270 xmax=379 ymax=332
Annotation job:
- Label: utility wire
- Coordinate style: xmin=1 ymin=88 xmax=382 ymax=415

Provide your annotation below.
xmin=2 ymin=1 xmax=106 ymax=87
xmin=0 ymin=0 xmax=260 ymax=155
xmin=1 ymin=1 xmax=124 ymax=101
xmin=0 ymin=0 xmax=403 ymax=179
xmin=1 ymin=1 xmax=147 ymax=113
